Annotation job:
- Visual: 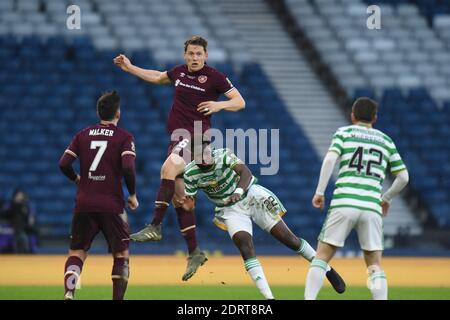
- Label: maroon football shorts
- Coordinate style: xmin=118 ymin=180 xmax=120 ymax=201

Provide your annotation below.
xmin=70 ymin=211 xmax=130 ymax=254
xmin=167 ymin=137 xmax=193 ymax=163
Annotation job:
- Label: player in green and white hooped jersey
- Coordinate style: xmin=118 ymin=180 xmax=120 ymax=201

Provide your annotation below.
xmin=305 ymin=97 xmax=409 ymax=300
xmin=184 ymin=140 xmax=346 ymax=299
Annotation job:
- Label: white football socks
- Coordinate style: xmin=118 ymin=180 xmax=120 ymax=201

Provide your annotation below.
xmin=367 ymin=265 xmax=388 ymax=300
xmin=304 ymin=258 xmax=328 ymax=300
xmin=297 ymin=238 xmax=331 ymax=271
xmin=244 ymin=258 xmax=274 ymax=300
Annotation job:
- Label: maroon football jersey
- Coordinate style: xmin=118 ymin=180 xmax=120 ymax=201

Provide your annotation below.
xmin=65 ymin=123 xmax=136 ymax=214
xmin=166 ymin=64 xmax=234 ymax=134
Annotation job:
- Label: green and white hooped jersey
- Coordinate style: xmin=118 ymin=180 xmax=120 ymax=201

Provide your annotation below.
xmin=184 ymin=148 xmax=257 ymax=207
xmin=328 ymin=124 xmax=406 ymax=215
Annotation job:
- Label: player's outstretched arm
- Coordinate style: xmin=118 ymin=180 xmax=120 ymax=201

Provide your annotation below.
xmin=381 ymin=169 xmax=409 ymax=216
xmin=312 ymin=151 xmax=339 ymax=210
xmin=197 ymin=88 xmax=245 ymax=116
xmin=113 ymin=54 xmax=171 ymax=85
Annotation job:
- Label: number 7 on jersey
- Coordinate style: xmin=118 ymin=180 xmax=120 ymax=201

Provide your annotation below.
xmin=90 ymin=141 xmax=108 ymax=171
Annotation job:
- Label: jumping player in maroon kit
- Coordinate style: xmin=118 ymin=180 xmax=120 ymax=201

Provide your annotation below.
xmin=59 ymin=91 xmax=138 ymax=300
xmin=113 ymin=36 xmax=245 ymax=280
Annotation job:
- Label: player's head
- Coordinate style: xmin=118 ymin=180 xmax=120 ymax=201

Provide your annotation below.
xmin=191 ymin=134 xmax=214 ymax=169
xmin=97 ymin=91 xmax=121 ymax=123
xmin=184 ymin=36 xmax=208 ymax=72
xmin=12 ymin=188 xmax=28 ymax=205
xmin=351 ymin=97 xmax=378 ymax=124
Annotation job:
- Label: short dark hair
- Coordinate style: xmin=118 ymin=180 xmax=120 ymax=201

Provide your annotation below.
xmin=352 ymin=97 xmax=378 ymax=122
xmin=184 ymin=36 xmax=208 ymax=52
xmin=97 ymin=91 xmax=120 ymax=121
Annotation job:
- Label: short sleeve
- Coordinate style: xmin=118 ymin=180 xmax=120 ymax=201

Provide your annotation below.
xmin=65 ymin=134 xmax=79 ymax=158
xmin=388 ymin=143 xmax=406 ymax=174
xmin=183 ymin=172 xmax=198 ymax=196
xmin=328 ymin=130 xmax=344 ymax=156
xmin=121 ymin=134 xmax=136 ymax=158
xmin=166 ymin=65 xmax=178 ymax=82
xmin=223 ymin=149 xmax=243 ymax=169
xmin=215 ymin=71 xmax=234 ymax=95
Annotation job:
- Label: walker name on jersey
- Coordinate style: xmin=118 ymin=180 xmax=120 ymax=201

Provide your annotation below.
xmin=88 ymin=172 xmax=106 ymax=181
xmin=175 ymin=79 xmax=206 ymax=92
xmin=89 ymin=128 xmax=114 ymax=137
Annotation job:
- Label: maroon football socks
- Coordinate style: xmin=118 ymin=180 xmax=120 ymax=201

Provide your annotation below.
xmin=112 ymin=257 xmax=129 ymax=300
xmin=151 ymin=179 xmax=175 ymax=225
xmin=176 ymin=207 xmax=198 ymax=254
xmin=64 ymin=255 xmax=84 ymax=298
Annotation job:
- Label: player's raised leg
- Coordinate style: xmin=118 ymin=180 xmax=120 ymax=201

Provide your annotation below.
xmin=268 ymin=219 xmax=346 ymax=294
xmin=130 ymin=153 xmax=185 ymax=242
xmin=304 ymin=241 xmax=338 ymax=300
xmin=173 ymin=177 xmax=208 ymax=281
xmin=63 ymin=249 xmax=86 ymax=300
xmin=232 ymin=231 xmax=274 ymax=300
xmin=364 ymin=250 xmax=387 ymax=300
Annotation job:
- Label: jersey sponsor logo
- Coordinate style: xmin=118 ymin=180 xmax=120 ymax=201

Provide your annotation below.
xmin=198 ymin=176 xmax=222 ymax=190
xmin=88 ymin=171 xmax=106 ymax=181
xmin=198 ymin=75 xmax=208 ymax=84
xmin=206 ymin=181 xmax=228 ymax=193
xmin=174 ymin=79 xmax=206 ymax=92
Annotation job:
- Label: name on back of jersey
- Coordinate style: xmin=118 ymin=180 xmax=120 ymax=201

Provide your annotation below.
xmin=350 ymin=127 xmax=385 ymax=144
xmin=89 ymin=128 xmax=114 ymax=137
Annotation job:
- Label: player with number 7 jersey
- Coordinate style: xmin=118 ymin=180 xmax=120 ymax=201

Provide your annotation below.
xmin=58 ymin=91 xmax=138 ymax=301
xmin=63 ymin=121 xmax=136 ymax=214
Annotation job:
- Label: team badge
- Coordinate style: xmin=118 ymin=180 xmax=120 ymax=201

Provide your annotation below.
xmin=198 ymin=75 xmax=208 ymax=83
xmin=208 ymin=180 xmax=218 ymax=187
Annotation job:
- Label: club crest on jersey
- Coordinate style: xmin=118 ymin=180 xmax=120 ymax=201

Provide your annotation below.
xmin=208 ymin=180 xmax=218 ymax=187
xmin=198 ymin=75 xmax=208 ymax=83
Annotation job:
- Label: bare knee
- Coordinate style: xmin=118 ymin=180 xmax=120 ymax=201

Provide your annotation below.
xmin=161 ymin=155 xmax=185 ymax=179
xmin=232 ymin=232 xmax=255 ymax=260
xmin=160 ymin=162 xmax=176 ymax=179
xmin=315 ymin=241 xmax=337 ymax=263
xmin=363 ymin=250 xmax=382 ymax=268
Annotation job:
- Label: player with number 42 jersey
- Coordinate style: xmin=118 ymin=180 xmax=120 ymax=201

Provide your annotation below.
xmin=305 ymin=97 xmax=409 ymax=301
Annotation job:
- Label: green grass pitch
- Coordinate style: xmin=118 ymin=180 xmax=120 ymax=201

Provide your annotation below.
xmin=1 ymin=285 xmax=449 ymax=300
